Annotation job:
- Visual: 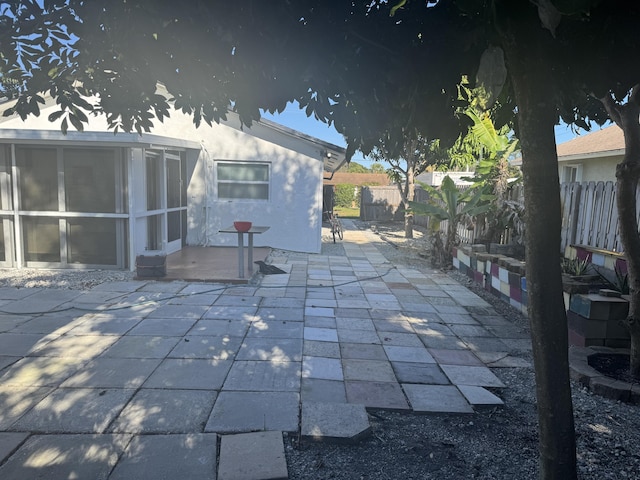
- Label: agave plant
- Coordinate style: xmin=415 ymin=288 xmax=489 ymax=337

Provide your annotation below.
xmin=411 ymin=175 xmax=492 ymax=263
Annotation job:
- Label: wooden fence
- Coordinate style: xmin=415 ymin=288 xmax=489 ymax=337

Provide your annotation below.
xmin=360 ymin=186 xmax=404 ymax=221
xmin=560 ymin=181 xmax=640 ymax=253
xmin=362 ymin=181 xmax=635 ymax=255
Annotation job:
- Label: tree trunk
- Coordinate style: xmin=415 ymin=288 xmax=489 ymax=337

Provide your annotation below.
xmin=499 ymin=5 xmax=577 ymax=480
xmin=602 ymin=90 xmax=640 ymax=378
xmin=404 ymin=155 xmax=415 ymax=239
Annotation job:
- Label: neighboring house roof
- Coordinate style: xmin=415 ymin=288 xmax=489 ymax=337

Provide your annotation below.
xmin=323 ymin=172 xmax=391 ymax=186
xmin=511 ymin=124 xmax=624 ymax=166
xmin=556 ymin=124 xmax=624 ymax=161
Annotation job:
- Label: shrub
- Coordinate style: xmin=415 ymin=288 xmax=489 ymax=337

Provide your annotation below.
xmin=335 ymin=183 xmax=358 ymax=208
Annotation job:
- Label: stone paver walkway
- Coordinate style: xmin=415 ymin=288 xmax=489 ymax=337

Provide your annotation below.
xmin=0 ymin=220 xmax=532 ymax=479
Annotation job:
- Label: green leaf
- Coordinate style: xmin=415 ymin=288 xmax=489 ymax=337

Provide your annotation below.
xmin=390 ymin=0 xmax=407 ymax=17
xmin=69 ymin=113 xmax=85 ymax=131
xmin=47 ymin=110 xmax=65 ymax=122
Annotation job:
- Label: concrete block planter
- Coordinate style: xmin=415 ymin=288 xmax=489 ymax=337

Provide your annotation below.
xmin=452 ymin=245 xmax=527 ymax=315
xmin=567 ymin=293 xmax=630 ymax=348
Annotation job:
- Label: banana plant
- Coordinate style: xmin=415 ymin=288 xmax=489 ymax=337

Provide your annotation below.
xmin=410 ymin=175 xmax=493 ymax=263
xmin=462 ymin=109 xmax=523 ymax=243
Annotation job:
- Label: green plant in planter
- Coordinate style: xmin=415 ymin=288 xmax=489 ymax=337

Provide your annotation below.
xmin=561 ymin=257 xmax=591 ymax=276
xmin=410 ymin=176 xmax=492 ymax=263
xmin=593 ymin=264 xmax=630 ymax=295
xmin=613 ymin=266 xmax=630 ymax=295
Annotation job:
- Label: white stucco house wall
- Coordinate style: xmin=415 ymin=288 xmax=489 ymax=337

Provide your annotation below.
xmin=511 ymin=124 xmax=622 ymax=183
xmin=554 ymin=124 xmax=622 ymax=183
xmin=0 ymin=97 xmax=346 ymax=270
xmin=415 ymin=170 xmax=473 ymax=187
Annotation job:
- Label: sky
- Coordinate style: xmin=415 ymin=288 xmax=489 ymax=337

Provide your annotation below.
xmin=262 ymin=101 xmax=598 ymax=168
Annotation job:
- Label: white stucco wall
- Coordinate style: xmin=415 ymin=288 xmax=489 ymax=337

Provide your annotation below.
xmin=0 ymin=104 xmax=326 ymax=254
xmin=137 ymin=110 xmax=324 ymax=253
xmin=558 ymin=154 xmax=622 ymax=184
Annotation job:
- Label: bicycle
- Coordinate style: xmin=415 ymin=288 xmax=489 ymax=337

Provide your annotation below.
xmin=325 ymin=211 xmax=343 ymax=243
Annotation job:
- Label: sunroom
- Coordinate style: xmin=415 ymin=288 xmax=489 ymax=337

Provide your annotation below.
xmin=0 ymin=130 xmax=199 ymax=270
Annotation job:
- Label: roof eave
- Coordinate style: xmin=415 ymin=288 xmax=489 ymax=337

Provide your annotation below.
xmin=558 ymin=149 xmax=625 ymax=162
xmin=0 ymin=129 xmax=201 ymax=150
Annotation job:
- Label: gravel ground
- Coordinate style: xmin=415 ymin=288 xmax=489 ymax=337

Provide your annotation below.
xmin=286 ymin=220 xmax=640 ymax=480
xmin=0 ymin=268 xmax=134 ymax=290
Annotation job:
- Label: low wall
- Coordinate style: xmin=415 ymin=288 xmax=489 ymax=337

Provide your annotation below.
xmin=452 ymin=244 xmax=528 ymax=316
xmin=453 ymin=243 xmax=631 ymax=348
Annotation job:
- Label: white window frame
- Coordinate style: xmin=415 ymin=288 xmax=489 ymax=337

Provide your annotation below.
xmin=561 ymin=164 xmax=582 ymax=183
xmin=216 ymin=161 xmax=271 ymax=201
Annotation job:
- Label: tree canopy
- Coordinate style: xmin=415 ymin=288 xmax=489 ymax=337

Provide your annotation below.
xmin=3 ymin=2 xmax=640 ymax=478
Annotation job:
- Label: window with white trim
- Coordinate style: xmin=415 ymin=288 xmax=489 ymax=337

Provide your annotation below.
xmin=217 ymin=162 xmax=270 ymax=200
xmin=561 ymin=164 xmax=582 ymax=183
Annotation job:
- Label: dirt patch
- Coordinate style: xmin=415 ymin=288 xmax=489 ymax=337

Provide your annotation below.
xmin=589 ymin=353 xmax=638 ymax=385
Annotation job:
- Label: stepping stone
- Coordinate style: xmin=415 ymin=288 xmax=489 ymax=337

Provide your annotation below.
xmin=403 ymin=384 xmax=474 ymax=413
xmin=440 ymin=365 xmax=506 ymax=388
xmin=109 ymin=434 xmax=217 ymax=480
xmin=457 ymin=385 xmax=504 ymax=409
xmin=218 ymin=431 xmax=288 ymax=480
xmin=206 ymin=392 xmax=299 ymax=433
xmin=428 ymin=348 xmax=484 ymax=366
xmin=345 ymin=381 xmax=410 ymax=410
xmin=301 ymin=402 xmax=371 ymax=443
xmin=391 ymin=362 xmax=450 ymax=385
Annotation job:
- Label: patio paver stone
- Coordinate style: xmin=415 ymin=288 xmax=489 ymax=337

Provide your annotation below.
xmin=206 ymin=392 xmax=299 ymax=433
xmin=218 ymin=431 xmax=288 ymax=480
xmin=403 ymin=384 xmax=474 ymax=413
xmin=301 ymin=402 xmax=371 ymax=443
xmin=109 ymin=434 xmax=217 ymax=480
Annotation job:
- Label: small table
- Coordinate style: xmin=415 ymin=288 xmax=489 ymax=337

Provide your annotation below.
xmin=219 ymin=226 xmax=270 ymax=278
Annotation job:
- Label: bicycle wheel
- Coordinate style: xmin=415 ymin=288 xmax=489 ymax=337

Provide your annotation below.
xmin=332 ymin=223 xmax=337 ymax=243
xmin=336 ymin=220 xmax=344 ymax=240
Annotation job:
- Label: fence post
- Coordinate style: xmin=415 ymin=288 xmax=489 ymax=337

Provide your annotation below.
xmin=568 ymin=182 xmax=581 ymax=250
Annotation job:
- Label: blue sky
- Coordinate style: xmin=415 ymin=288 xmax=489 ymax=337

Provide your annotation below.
xmin=263 ymin=101 xmax=591 ymax=168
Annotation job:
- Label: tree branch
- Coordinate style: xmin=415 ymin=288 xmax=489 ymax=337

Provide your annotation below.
xmin=629 ymin=84 xmax=640 ymax=106
xmin=600 ymin=92 xmax=622 ymax=126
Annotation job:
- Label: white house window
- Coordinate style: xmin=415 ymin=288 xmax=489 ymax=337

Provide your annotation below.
xmin=562 ymin=164 xmax=582 ymax=183
xmin=217 ymin=162 xmax=270 ymax=200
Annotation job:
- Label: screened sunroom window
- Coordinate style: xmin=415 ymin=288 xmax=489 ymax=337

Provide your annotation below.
xmin=217 ymin=162 xmax=269 ymax=200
